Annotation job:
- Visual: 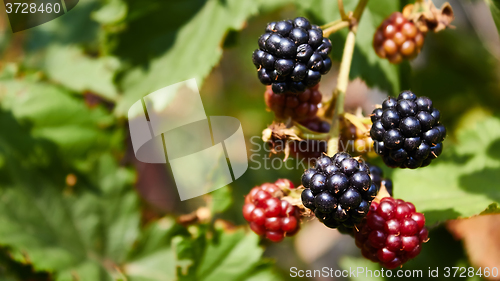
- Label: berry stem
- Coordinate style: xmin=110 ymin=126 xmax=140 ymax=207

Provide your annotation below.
xmin=338 ymin=0 xmax=348 ymax=21
xmin=325 ymin=0 xmax=370 ymax=157
xmin=322 ymin=21 xmax=350 ymax=37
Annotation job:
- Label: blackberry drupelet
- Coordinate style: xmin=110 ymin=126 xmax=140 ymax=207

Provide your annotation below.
xmin=354 ymin=197 xmax=428 ymax=269
xmin=371 ymin=91 xmax=446 ymax=169
xmin=373 ymin=12 xmax=425 ymax=64
xmin=300 ymin=153 xmax=377 ymax=231
xmin=243 ymin=179 xmax=300 ymax=242
xmin=252 ymin=17 xmax=333 ymax=93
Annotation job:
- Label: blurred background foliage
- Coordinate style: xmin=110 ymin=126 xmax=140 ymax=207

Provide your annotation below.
xmin=0 ymin=0 xmax=500 ymax=280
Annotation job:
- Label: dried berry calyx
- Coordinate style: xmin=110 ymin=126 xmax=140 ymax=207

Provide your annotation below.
xmin=402 ymin=0 xmax=455 ymax=33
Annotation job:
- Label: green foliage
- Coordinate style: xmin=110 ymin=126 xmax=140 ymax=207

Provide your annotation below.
xmin=486 ymin=0 xmax=500 ymax=35
xmin=1 ymin=0 xmax=500 ymax=279
xmin=393 ymin=117 xmax=500 ymax=225
xmin=298 ymin=0 xmax=401 ymax=95
xmin=98 ymin=0 xmax=261 ymax=115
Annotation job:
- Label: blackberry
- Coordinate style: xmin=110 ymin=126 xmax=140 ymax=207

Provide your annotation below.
xmin=371 ymin=91 xmax=446 ymax=168
xmin=373 ymin=12 xmax=425 ymax=64
xmin=253 ymin=17 xmax=333 ymax=93
xmin=354 ymin=197 xmax=429 ymax=269
xmin=243 ymin=179 xmax=301 ymax=242
xmin=367 ymin=163 xmax=394 ymax=196
xmin=264 ymin=84 xmax=322 ymax=121
xmin=300 ymin=153 xmax=377 ymax=230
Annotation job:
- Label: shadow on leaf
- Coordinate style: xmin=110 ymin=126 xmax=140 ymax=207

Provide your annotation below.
xmin=459 ymin=168 xmax=500 ymax=203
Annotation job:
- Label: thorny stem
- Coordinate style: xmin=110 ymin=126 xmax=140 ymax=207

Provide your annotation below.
xmin=326 ymin=0 xmax=370 ymax=156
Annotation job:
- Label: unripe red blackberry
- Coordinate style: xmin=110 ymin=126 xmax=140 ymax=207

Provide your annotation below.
xmin=354 ymin=197 xmax=428 ymax=269
xmin=373 ymin=12 xmax=425 ymax=64
xmin=252 ymin=17 xmax=333 ymax=93
xmin=243 ymin=179 xmax=301 ymax=242
xmin=265 ymin=84 xmax=322 ymax=121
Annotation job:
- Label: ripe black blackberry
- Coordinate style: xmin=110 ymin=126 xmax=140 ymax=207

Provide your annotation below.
xmin=367 ymin=163 xmax=394 ymax=196
xmin=300 ymin=153 xmax=378 ymax=232
xmin=252 ymin=17 xmax=333 ymax=94
xmin=370 ymin=91 xmax=446 ymax=169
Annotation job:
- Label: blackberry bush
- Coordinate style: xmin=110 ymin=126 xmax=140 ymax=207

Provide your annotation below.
xmin=373 ymin=12 xmax=425 ymax=64
xmin=243 ymin=179 xmax=301 ymax=242
xmin=300 ymin=153 xmax=378 ymax=232
xmin=264 ymin=84 xmax=322 ymax=121
xmin=252 ymin=17 xmax=333 ymax=94
xmin=354 ymin=197 xmax=429 ymax=269
xmin=370 ymin=91 xmax=446 ymax=169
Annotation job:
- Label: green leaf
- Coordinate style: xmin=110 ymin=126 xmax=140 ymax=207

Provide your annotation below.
xmin=297 ymin=0 xmax=400 ymax=95
xmin=339 ymin=256 xmax=382 ymax=281
xmin=0 ymin=153 xmax=139 ymax=281
xmin=210 ymin=186 xmax=233 ymax=214
xmin=0 ymin=75 xmax=117 ymax=159
xmin=393 ymin=117 xmax=500 ymax=225
xmin=112 ymin=0 xmax=260 ymax=115
xmin=125 ymin=224 xmax=278 ymax=281
xmin=486 ymin=0 xmax=500 ymax=35
xmin=41 ymin=45 xmax=121 ymax=101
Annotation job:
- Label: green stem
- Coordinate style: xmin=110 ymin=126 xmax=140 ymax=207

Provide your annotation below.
xmin=322 ymin=20 xmax=350 ymax=37
xmin=338 ymin=0 xmax=348 ymax=20
xmin=320 ymin=19 xmax=342 ymax=30
xmin=326 ymin=0 xmax=370 ymax=157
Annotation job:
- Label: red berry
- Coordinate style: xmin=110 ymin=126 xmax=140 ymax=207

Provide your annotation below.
xmin=243 ymin=180 xmax=301 ymax=242
xmin=266 ymin=230 xmax=285 ymax=242
xmin=264 ymin=85 xmax=323 ymax=121
xmin=354 ymin=197 xmax=428 ymax=268
xmin=373 ymin=12 xmax=425 ymax=64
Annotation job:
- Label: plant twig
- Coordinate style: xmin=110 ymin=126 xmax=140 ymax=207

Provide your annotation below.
xmin=338 ymin=0 xmax=348 ymax=20
xmin=320 ymin=19 xmax=342 ymax=30
xmin=325 ymin=0 xmax=370 ymax=156
xmin=322 ymin=20 xmax=350 ymax=37
xmin=353 ymin=0 xmax=369 ymax=21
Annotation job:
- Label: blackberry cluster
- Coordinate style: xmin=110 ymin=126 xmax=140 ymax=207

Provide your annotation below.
xmin=300 ymin=153 xmax=378 ymax=232
xmin=367 ymin=164 xmax=393 ymax=196
xmin=252 ymin=17 xmax=333 ymax=94
xmin=354 ymin=197 xmax=429 ymax=269
xmin=370 ymin=91 xmax=446 ymax=169
xmin=373 ymin=12 xmax=425 ymax=64
xmin=243 ymin=179 xmax=300 ymax=242
xmin=264 ymin=84 xmax=322 ymax=121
